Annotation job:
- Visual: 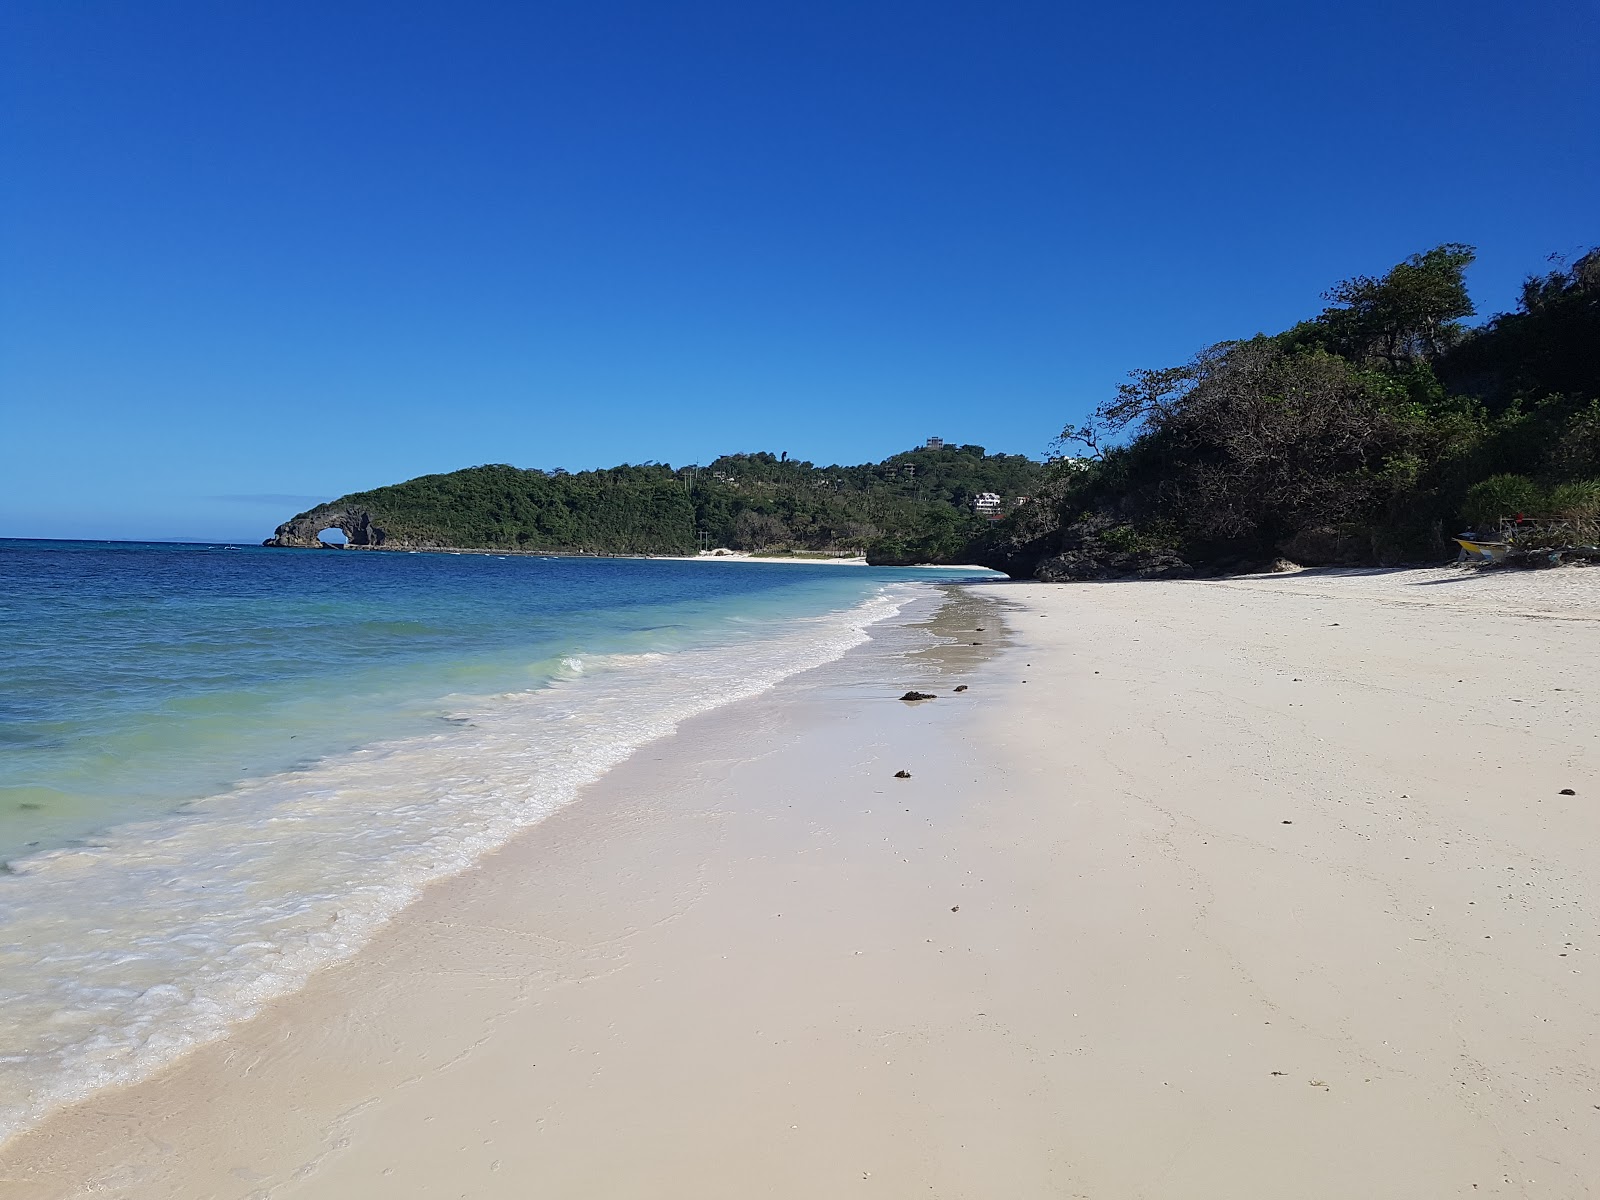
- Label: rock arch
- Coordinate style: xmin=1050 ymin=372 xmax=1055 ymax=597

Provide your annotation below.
xmin=264 ymin=507 xmax=386 ymax=549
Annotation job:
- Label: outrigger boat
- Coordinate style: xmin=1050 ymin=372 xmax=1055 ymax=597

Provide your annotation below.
xmin=1455 ymin=515 xmax=1599 ymax=565
xmin=1453 ymin=536 xmax=1508 ymax=562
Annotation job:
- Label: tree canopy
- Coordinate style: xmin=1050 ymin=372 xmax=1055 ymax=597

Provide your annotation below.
xmin=990 ymin=242 xmax=1599 ymax=576
xmin=276 ymin=444 xmax=1045 ymax=560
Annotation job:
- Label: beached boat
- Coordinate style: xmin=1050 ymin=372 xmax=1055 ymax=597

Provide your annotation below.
xmin=1454 ymin=537 xmax=1508 ymax=562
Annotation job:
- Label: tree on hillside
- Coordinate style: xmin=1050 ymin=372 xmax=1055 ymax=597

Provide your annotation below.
xmin=980 ymin=241 xmax=1599 ymax=578
xmin=1313 ymin=243 xmax=1476 ymax=367
xmin=1079 ymin=338 xmax=1412 ymax=548
xmin=1441 ymin=247 xmax=1600 ymax=412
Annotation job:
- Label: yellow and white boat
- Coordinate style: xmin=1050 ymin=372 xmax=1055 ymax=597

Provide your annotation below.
xmin=1454 ymin=537 xmax=1508 ymax=562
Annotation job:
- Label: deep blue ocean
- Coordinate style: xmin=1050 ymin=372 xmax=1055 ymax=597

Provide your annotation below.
xmin=0 ymin=539 xmax=991 ymax=1142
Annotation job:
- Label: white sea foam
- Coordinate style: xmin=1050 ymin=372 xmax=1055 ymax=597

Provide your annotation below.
xmin=0 ymin=582 xmax=928 ymax=1145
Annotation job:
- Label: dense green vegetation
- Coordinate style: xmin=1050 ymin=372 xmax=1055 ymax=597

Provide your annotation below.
xmin=315 ymin=464 xmax=700 ymax=555
xmin=281 ymin=243 xmax=1595 ymax=574
xmin=981 ymin=244 xmax=1599 ymax=578
xmin=279 ymin=444 xmax=1043 ymax=559
xmin=690 ymin=446 xmax=1039 ymax=564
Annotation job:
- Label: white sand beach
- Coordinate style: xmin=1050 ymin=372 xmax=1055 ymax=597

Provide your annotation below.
xmin=658 ymin=550 xmax=872 ymax=564
xmin=3 ymin=566 xmax=1596 ymax=1197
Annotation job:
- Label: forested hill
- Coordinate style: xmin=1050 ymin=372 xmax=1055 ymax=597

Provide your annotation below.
xmin=270 ymin=243 xmax=1596 ymax=575
xmin=265 ymin=443 xmax=1043 ymax=562
xmin=979 ymin=243 xmax=1600 ymax=580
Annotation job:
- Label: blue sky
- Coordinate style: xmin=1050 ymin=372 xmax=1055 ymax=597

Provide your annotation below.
xmin=3 ymin=0 xmax=1596 ymax=541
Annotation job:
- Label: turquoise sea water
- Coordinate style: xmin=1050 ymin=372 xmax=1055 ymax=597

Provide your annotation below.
xmin=0 ymin=539 xmax=990 ymax=1142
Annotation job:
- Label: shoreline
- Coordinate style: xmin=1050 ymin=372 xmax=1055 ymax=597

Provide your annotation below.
xmin=255 ymin=541 xmax=878 ymax=562
xmin=4 ymin=569 xmax=1597 ymax=1196
xmin=0 ymin=576 xmax=942 ymax=1154
xmin=0 ymin=581 xmax=1006 ymax=1195
xmin=261 ymin=542 xmax=994 ymax=569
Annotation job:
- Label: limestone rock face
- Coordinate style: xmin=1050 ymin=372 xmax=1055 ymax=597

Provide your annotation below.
xmin=263 ymin=508 xmax=387 ymax=549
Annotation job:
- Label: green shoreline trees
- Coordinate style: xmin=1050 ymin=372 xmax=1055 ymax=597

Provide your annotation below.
xmin=272 ymin=243 xmax=1596 ymax=574
xmin=269 ymin=444 xmax=1043 ymax=561
xmin=981 ymin=243 xmax=1599 ymax=577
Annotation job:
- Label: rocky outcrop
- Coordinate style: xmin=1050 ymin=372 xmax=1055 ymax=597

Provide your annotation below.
xmin=263 ymin=507 xmax=387 ymax=549
xmin=969 ymin=521 xmax=1065 ymax=578
xmin=1013 ymin=514 xmax=1194 ymax=581
xmin=1277 ymin=526 xmax=1368 ymax=567
xmin=1034 ymin=546 xmax=1193 ymax=581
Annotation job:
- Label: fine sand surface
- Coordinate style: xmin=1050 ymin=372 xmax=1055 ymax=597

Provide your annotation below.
xmin=3 ymin=567 xmax=1597 ymax=1197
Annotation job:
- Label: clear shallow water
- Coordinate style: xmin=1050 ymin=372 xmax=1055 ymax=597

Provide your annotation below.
xmin=0 ymin=540 xmax=991 ymax=1142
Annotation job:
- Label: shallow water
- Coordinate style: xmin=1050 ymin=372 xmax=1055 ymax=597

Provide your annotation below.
xmin=0 ymin=540 xmax=991 ymax=1142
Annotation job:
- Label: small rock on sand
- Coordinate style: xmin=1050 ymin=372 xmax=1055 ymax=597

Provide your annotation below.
xmin=899 ymin=691 xmax=936 ymax=702
xmin=894 ymin=770 xmax=912 ymax=779
xmin=954 ymin=685 xmax=968 ymax=693
xmin=1560 ymin=788 xmax=1577 ymax=796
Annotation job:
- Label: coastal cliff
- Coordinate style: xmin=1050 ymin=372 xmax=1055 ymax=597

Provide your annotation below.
xmin=266 ymin=508 xmax=388 ymax=549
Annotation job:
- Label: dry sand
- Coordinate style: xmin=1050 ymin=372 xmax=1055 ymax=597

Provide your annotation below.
xmin=3 ymin=566 xmax=1597 ymax=1198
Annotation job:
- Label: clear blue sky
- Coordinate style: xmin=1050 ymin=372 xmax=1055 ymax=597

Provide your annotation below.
xmin=3 ymin=0 xmax=1595 ymax=541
